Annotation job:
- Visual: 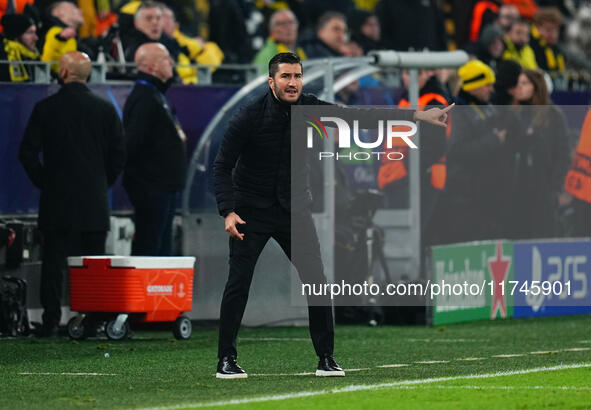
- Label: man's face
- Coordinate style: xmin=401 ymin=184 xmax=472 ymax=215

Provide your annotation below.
xmin=318 ymin=17 xmax=347 ymax=52
xmin=270 ymin=11 xmax=298 ymax=46
xmin=152 ymin=47 xmax=174 ymax=82
xmin=161 ymin=9 xmax=176 ymax=37
xmin=135 ymin=7 xmax=163 ymax=40
xmin=19 ymin=25 xmax=38 ymax=52
xmin=537 ymin=21 xmax=559 ymax=46
xmin=497 ymin=5 xmax=519 ymax=31
xmin=469 ymin=83 xmax=494 ymax=103
xmin=508 ymin=23 xmax=530 ymax=47
xmin=488 ymin=37 xmax=504 ymax=58
xmin=268 ymin=63 xmax=303 ymax=104
xmin=361 ymin=16 xmax=380 ymax=42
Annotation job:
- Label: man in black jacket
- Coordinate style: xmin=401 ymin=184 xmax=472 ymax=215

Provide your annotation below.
xmin=19 ymin=51 xmax=125 ymax=336
xmin=123 ymin=42 xmax=186 ymax=256
xmin=213 ymin=52 xmax=452 ymax=378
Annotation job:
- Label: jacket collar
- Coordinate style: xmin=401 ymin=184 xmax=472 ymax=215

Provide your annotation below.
xmin=136 ymin=71 xmax=170 ymax=94
xmin=61 ymin=81 xmax=90 ymax=92
xmin=457 ymin=89 xmax=489 ymax=105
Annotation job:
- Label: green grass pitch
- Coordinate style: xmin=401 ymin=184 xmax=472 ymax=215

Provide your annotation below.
xmin=1 ymin=314 xmax=590 ymax=409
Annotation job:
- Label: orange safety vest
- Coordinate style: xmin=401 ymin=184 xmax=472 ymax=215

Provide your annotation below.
xmin=469 ymin=1 xmax=499 ymax=43
xmin=377 ymin=93 xmax=449 ymax=190
xmin=502 ymin=0 xmax=538 ymax=20
xmin=565 ymin=109 xmax=591 ymax=203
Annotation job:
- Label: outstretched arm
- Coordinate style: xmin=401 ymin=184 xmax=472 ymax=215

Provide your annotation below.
xmin=414 ymin=103 xmax=455 ymax=127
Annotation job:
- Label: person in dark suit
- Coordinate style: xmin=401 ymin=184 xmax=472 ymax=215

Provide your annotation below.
xmin=19 ymin=51 xmax=126 ymax=337
xmin=122 ymin=42 xmax=187 ymax=256
xmin=213 ymin=52 xmax=452 ymax=379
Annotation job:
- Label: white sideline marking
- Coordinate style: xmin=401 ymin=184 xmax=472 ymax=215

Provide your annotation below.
xmin=377 ymin=364 xmax=409 ymax=368
xmin=19 ymin=372 xmax=117 ymax=376
xmin=142 ymin=363 xmax=591 ymax=410
xmin=238 ymin=338 xmax=308 ymax=342
xmin=414 ymin=360 xmax=449 ymax=364
xmin=491 ymin=354 xmax=525 ymax=358
xmin=563 ymin=347 xmax=591 ymax=352
xmin=455 ymin=357 xmax=486 ymax=361
xmin=394 ymin=385 xmax=591 ymax=391
xmin=530 ymin=350 xmax=561 ymax=355
xmin=405 ymin=338 xmax=487 ymax=343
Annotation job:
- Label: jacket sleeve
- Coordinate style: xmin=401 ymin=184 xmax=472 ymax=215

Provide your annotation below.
xmin=213 ymin=106 xmax=251 ymax=217
xmin=18 ymin=104 xmax=45 ymax=190
xmin=105 ymin=107 xmax=126 ymax=186
xmin=313 ymin=96 xmax=416 ymax=125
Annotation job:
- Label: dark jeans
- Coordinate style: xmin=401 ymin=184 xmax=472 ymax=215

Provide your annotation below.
xmin=126 ymin=185 xmax=178 ymax=256
xmin=41 ymin=230 xmax=105 ymax=328
xmin=218 ymin=204 xmax=334 ymax=359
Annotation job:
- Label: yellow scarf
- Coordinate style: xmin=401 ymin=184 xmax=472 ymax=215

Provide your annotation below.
xmin=3 ymin=38 xmax=39 ymax=82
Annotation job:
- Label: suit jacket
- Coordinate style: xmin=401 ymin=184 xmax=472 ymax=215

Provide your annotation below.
xmin=19 ymin=82 xmax=126 ymax=231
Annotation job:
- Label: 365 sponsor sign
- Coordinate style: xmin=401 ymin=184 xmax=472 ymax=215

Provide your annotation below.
xmin=513 ymin=240 xmax=591 ymax=318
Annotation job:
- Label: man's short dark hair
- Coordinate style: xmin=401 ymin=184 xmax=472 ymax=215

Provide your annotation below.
xmin=135 ymin=0 xmax=163 ymax=20
xmin=268 ymin=52 xmax=303 ymax=78
xmin=316 ymin=11 xmax=346 ymax=32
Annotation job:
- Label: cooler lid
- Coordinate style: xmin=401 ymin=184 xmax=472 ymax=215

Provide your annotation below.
xmin=67 ymin=256 xmax=196 ymax=269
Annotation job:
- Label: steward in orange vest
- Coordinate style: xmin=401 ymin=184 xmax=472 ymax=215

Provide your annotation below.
xmin=565 ymin=108 xmax=591 ymax=235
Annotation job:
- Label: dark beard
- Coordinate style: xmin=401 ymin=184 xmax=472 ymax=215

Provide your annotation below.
xmin=274 ymin=84 xmax=298 ymax=105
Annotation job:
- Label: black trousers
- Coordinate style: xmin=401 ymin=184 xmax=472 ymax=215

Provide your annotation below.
xmin=125 ymin=184 xmax=178 ymax=256
xmin=218 ymin=204 xmax=334 ymax=359
xmin=40 ymin=230 xmax=105 ymax=327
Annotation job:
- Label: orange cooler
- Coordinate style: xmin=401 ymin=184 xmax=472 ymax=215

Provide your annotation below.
xmin=68 ymin=256 xmax=195 ymax=322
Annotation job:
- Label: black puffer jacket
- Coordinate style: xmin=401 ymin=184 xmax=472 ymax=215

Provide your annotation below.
xmin=213 ymin=90 xmax=415 ymax=217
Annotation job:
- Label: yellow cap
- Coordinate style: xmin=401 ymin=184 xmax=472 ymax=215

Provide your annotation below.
xmin=458 ymin=60 xmax=495 ymax=91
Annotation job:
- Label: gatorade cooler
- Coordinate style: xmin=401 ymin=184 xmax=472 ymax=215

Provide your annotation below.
xmin=66 ymin=256 xmax=195 ymax=341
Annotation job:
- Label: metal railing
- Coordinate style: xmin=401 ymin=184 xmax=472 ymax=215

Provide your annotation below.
xmin=0 ymin=60 xmax=260 ymax=85
xmin=1 ymin=58 xmax=591 ymax=90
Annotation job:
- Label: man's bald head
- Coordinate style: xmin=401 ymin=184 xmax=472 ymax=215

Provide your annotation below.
xmin=59 ymin=51 xmax=91 ymax=83
xmin=135 ymin=42 xmax=174 ymax=82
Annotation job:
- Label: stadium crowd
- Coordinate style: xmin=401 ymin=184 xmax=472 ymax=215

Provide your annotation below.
xmin=1 ymin=0 xmax=591 ymax=81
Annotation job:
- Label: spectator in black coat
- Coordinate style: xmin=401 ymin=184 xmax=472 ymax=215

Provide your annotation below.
xmin=441 ymin=60 xmax=513 ymax=243
xmin=464 ymin=24 xmax=505 ymax=72
xmin=123 ymin=42 xmax=186 ymax=256
xmin=19 ymin=51 xmax=125 ymax=336
xmin=122 ymin=1 xmax=180 ymax=64
xmin=349 ymin=10 xmax=381 ymax=54
xmin=300 ymin=11 xmax=347 ymax=59
xmin=511 ymin=69 xmax=570 ymax=238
